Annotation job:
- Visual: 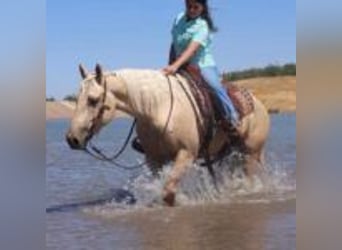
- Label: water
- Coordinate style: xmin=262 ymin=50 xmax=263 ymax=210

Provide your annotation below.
xmin=46 ymin=113 xmax=296 ymax=250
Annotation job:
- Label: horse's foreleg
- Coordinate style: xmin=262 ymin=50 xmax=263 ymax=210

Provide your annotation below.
xmin=163 ymin=149 xmax=194 ymax=206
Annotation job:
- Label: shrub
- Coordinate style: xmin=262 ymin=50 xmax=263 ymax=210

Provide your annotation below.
xmin=222 ymin=63 xmax=296 ymax=81
xmin=63 ymin=94 xmax=77 ymax=102
xmin=46 ymin=97 xmax=55 ymax=102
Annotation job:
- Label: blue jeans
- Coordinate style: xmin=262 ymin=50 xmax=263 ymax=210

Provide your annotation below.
xmin=200 ymin=66 xmax=239 ymax=125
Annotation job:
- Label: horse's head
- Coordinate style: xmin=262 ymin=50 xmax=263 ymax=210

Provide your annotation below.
xmin=66 ymin=64 xmax=115 ymax=150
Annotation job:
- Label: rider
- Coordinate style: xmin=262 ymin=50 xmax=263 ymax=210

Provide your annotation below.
xmin=161 ymin=0 xmax=241 ymax=132
xmin=132 ymin=0 xmax=242 ymax=154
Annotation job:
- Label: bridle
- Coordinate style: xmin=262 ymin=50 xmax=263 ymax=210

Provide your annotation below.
xmin=82 ymin=74 xmax=142 ymax=170
xmin=87 ymin=77 xmax=108 ymax=140
xmin=83 ymin=73 xmax=175 ymax=170
xmin=82 ymin=75 xmax=139 ymax=169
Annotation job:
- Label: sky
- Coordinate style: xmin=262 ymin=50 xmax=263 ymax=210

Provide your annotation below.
xmin=46 ymin=0 xmax=296 ymax=99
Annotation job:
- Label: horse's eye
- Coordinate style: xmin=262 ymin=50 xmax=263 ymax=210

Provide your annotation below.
xmin=87 ymin=97 xmax=99 ymax=107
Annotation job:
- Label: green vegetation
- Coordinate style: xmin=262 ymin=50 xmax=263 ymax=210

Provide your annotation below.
xmin=63 ymin=94 xmax=77 ymax=102
xmin=46 ymin=96 xmax=55 ymax=102
xmin=222 ymin=63 xmax=296 ymax=82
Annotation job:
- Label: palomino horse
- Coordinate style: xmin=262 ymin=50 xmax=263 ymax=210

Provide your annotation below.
xmin=66 ymin=64 xmax=270 ymax=206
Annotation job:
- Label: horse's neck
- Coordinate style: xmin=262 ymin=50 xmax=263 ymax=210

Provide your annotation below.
xmin=107 ymin=69 xmax=167 ymax=118
xmin=104 ymin=73 xmax=131 ymax=116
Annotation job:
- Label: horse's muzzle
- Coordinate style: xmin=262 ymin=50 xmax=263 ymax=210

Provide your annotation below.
xmin=66 ymin=132 xmax=85 ymax=150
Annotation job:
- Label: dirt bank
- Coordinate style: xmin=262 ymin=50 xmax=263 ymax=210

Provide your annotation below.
xmin=46 ymin=101 xmax=75 ymax=120
xmin=234 ymin=76 xmax=296 ymax=113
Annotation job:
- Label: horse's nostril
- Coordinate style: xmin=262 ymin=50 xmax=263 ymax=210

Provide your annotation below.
xmin=72 ymin=137 xmax=80 ymax=147
xmin=66 ymin=134 xmax=80 ymax=149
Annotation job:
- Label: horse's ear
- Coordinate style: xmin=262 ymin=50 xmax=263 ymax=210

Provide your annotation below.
xmin=95 ymin=63 xmax=104 ymax=85
xmin=79 ymin=64 xmax=89 ymax=79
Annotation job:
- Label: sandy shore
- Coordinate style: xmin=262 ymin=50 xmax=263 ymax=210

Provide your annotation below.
xmin=46 ymin=76 xmax=296 ymax=120
xmin=46 ymin=101 xmax=75 ymax=120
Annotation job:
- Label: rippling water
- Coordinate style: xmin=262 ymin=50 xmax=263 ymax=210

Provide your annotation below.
xmin=46 ymin=113 xmax=296 ymax=250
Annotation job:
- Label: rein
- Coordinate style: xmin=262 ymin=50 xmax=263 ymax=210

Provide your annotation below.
xmin=84 ymin=119 xmax=146 ymax=170
xmin=83 ymin=74 xmax=175 ymax=170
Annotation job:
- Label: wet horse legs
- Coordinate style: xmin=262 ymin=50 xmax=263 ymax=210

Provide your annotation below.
xmin=163 ymin=149 xmax=195 ymax=206
xmin=243 ymin=150 xmax=265 ymax=184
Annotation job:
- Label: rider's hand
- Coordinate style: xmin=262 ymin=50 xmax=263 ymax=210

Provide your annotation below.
xmin=161 ymin=64 xmax=179 ymax=75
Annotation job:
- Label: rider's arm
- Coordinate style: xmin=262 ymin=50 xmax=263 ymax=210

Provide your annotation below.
xmin=172 ymin=41 xmax=200 ymax=69
xmin=168 ymin=44 xmax=176 ymax=64
xmin=163 ymin=41 xmax=201 ymax=75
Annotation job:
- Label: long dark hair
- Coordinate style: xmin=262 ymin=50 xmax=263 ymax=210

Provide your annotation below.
xmin=196 ymin=0 xmax=218 ymax=32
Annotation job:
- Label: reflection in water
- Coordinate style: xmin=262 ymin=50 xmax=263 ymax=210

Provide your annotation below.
xmin=81 ymin=200 xmax=295 ymax=250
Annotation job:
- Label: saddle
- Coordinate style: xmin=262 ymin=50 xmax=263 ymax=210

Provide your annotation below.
xmin=178 ymin=64 xmax=254 ymax=153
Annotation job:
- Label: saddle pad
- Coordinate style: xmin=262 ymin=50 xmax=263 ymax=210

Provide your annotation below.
xmin=225 ymin=82 xmax=255 ymax=119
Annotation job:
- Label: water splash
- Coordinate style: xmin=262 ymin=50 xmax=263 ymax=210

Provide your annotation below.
xmin=84 ymin=151 xmax=296 ymax=218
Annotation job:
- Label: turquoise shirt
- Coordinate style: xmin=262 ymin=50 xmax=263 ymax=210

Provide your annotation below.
xmin=171 ymin=12 xmax=216 ymax=68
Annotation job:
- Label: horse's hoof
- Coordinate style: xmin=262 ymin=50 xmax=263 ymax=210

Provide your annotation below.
xmin=163 ymin=192 xmax=175 ymax=206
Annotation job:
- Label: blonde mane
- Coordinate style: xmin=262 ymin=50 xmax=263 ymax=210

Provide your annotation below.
xmin=114 ymin=69 xmax=199 ymax=120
